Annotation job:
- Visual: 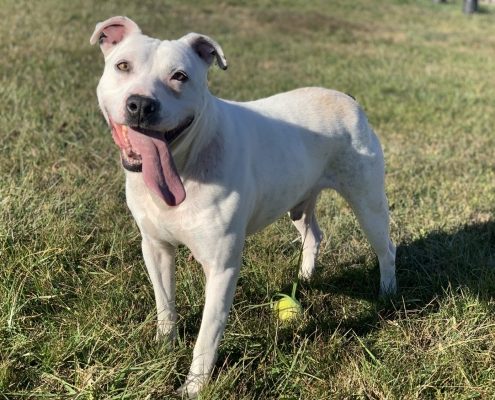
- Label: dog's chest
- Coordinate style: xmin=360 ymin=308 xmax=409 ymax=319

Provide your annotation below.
xmin=124 ymin=171 xmax=234 ymax=247
xmin=124 ymin=172 xmax=186 ymax=244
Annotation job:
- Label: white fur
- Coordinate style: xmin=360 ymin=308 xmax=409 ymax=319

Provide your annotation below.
xmin=92 ymin=17 xmax=396 ymax=398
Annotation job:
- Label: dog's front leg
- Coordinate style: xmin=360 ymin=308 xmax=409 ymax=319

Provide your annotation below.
xmin=179 ymin=239 xmax=243 ymax=398
xmin=141 ymin=236 xmax=177 ymax=342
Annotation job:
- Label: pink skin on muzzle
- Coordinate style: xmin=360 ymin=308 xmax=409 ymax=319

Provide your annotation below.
xmin=110 ymin=120 xmax=186 ymax=206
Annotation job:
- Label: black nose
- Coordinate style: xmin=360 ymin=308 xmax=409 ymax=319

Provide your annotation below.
xmin=126 ymin=95 xmax=160 ymax=126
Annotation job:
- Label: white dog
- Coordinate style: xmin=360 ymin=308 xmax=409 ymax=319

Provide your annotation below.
xmin=90 ymin=16 xmax=396 ymax=397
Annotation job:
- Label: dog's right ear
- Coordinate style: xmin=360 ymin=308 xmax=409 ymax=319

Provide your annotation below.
xmin=90 ymin=16 xmax=141 ymax=57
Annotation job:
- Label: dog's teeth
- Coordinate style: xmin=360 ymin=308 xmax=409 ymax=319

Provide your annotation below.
xmin=121 ymin=125 xmax=133 ymax=153
xmin=122 ymin=125 xmax=129 ymax=144
xmin=120 ymin=125 xmax=142 ymax=162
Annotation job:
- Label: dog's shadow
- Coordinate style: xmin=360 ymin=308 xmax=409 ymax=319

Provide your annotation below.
xmin=205 ymin=220 xmax=494 ymax=394
xmin=299 ymin=219 xmax=495 ymax=336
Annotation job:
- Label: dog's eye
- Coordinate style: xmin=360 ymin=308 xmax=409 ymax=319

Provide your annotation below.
xmin=171 ymin=71 xmax=189 ymax=82
xmin=116 ymin=61 xmax=131 ymax=72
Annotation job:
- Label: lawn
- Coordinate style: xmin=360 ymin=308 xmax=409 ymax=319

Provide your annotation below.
xmin=1 ymin=0 xmax=494 ymax=398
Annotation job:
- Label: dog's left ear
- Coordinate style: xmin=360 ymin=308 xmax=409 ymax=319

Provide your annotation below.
xmin=180 ymin=33 xmax=228 ymax=70
xmin=90 ymin=16 xmax=141 ymax=57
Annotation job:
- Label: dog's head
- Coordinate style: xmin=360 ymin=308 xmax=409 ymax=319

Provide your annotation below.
xmin=90 ymin=16 xmax=227 ymax=206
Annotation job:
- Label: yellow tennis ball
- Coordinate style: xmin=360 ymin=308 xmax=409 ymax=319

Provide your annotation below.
xmin=274 ymin=296 xmax=302 ymax=321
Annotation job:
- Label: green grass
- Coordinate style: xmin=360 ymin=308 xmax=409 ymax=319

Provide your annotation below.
xmin=1 ymin=0 xmax=494 ymax=398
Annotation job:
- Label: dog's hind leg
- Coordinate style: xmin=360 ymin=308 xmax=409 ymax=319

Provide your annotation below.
xmin=338 ymin=162 xmax=397 ymax=295
xmin=290 ymin=194 xmax=323 ymax=281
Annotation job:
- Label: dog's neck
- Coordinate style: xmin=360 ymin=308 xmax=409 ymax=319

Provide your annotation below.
xmin=168 ymin=91 xmax=220 ymax=178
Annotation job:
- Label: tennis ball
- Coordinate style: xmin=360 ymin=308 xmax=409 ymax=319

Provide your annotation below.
xmin=273 ymin=295 xmax=302 ymax=321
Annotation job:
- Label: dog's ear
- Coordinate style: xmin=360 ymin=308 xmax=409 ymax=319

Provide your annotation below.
xmin=180 ymin=33 xmax=228 ymax=70
xmin=90 ymin=16 xmax=141 ymax=57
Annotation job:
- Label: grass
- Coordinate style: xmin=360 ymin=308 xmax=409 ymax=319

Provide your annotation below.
xmin=1 ymin=0 xmax=494 ymax=398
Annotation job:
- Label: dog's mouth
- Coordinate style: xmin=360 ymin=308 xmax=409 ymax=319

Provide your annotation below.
xmin=110 ymin=117 xmax=193 ymax=206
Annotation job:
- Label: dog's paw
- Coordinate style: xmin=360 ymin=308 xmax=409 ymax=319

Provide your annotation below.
xmin=176 ymin=385 xmax=198 ymax=399
xmin=155 ymin=323 xmax=177 ymax=345
xmin=176 ymin=375 xmax=206 ymax=399
xmin=298 ymin=263 xmax=315 ymax=282
xmin=379 ymin=276 xmax=397 ymax=297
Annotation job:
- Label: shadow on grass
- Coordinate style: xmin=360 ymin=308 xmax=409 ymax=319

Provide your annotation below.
xmin=475 ymin=6 xmax=494 ymax=15
xmin=194 ymin=220 xmax=495 ymax=397
xmin=302 ymin=219 xmax=495 ymax=336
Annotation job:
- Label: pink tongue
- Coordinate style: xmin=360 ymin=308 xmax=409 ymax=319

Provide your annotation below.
xmin=126 ymin=128 xmax=186 ymax=206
